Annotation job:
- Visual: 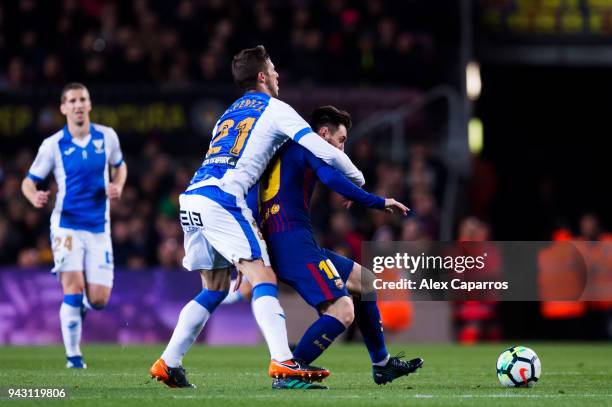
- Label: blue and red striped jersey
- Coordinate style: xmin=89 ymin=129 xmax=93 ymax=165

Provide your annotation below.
xmin=246 ymin=141 xmax=384 ymax=236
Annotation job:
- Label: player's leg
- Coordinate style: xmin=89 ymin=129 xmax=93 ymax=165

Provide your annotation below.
xmin=269 ymin=237 xmax=353 ymax=366
xmin=235 ymin=259 xmax=329 ymax=387
xmin=151 ymin=221 xmax=231 ymax=388
xmin=173 ymin=190 xmax=328 ymax=386
xmin=221 ymin=275 xmax=253 ymax=305
xmin=59 ymin=271 xmax=87 ymax=368
xmin=152 ymin=268 xmax=231 ymax=388
xmin=52 ymin=228 xmax=88 ymax=368
xmin=292 ymin=295 xmax=354 ymax=364
xmin=345 ymin=262 xmax=390 ymax=365
xmin=236 ymin=260 xmax=290 ymax=363
xmin=346 ymin=262 xmax=423 ymax=384
xmin=82 ymin=230 xmax=114 ymax=311
xmin=162 ymin=268 xmax=230 ymax=367
xmin=188 ymin=190 xmax=327 ymax=378
xmin=83 ymin=283 xmax=111 ymax=310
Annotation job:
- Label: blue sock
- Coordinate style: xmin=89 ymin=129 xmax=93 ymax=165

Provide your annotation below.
xmin=251 ymin=283 xmax=278 ymax=301
xmin=293 ymin=315 xmax=346 ymax=364
xmin=63 ymin=293 xmax=84 ymax=307
xmin=354 ymin=298 xmax=389 ymax=364
xmin=193 ymin=289 xmax=229 ymax=313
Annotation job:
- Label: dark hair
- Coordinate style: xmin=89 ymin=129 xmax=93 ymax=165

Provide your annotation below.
xmin=231 ymin=45 xmax=270 ymax=91
xmin=310 ymin=105 xmax=352 ymax=133
xmin=61 ymin=82 xmax=89 ymax=103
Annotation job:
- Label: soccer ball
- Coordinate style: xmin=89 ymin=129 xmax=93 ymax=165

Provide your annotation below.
xmin=496 ymin=346 xmax=541 ymax=388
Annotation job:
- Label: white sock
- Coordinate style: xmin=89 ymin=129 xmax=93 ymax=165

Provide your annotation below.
xmin=161 ymin=300 xmax=210 ymax=368
xmin=251 ymin=296 xmax=293 ymax=362
xmin=221 ymin=284 xmax=243 ymax=305
xmin=82 ymin=295 xmax=93 ymax=310
xmin=373 ymin=354 xmax=391 ymax=366
xmin=60 ymin=302 xmax=82 ymax=357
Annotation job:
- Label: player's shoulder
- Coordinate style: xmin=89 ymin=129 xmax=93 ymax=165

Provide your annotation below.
xmin=40 ymin=129 xmax=64 ymax=148
xmin=92 ymin=123 xmax=118 ymax=138
xmin=267 ymin=97 xmax=297 ymax=114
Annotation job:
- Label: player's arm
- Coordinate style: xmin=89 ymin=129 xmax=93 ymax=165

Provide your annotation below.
xmin=271 ymin=100 xmax=365 ymax=186
xmin=317 ymin=165 xmax=409 ymax=215
xmin=306 ymin=152 xmax=409 ymax=215
xmin=297 ymin=133 xmax=365 ymax=186
xmin=106 ymin=128 xmax=127 ymax=200
xmin=21 ymin=177 xmax=49 ymax=208
xmin=22 ymin=140 xmax=53 ymax=208
xmin=108 ymin=162 xmax=127 ymax=200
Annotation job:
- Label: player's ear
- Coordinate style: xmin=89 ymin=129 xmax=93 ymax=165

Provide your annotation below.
xmin=257 ymin=71 xmax=266 ymax=83
xmin=317 ymin=127 xmax=328 ymax=139
xmin=59 ymin=103 xmax=67 ymax=115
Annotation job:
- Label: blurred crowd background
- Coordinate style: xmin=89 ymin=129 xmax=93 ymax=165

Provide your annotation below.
xmin=1 ymin=0 xmax=450 ymax=88
xmin=1 ymin=0 xmax=611 ymax=342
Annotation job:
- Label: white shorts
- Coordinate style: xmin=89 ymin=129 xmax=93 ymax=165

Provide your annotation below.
xmin=179 ymin=187 xmax=270 ymax=271
xmin=51 ymin=226 xmax=114 ymax=287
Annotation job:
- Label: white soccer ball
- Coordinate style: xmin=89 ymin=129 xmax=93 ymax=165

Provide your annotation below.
xmin=496 ymin=346 xmax=541 ymax=388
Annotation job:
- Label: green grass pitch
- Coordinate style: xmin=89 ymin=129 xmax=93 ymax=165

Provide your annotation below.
xmin=2 ymin=343 xmax=611 ymax=406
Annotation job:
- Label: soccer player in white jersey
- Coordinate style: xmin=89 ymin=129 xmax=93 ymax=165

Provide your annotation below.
xmin=149 ymin=45 xmax=365 ymax=390
xmin=21 ymin=83 xmax=127 ymax=369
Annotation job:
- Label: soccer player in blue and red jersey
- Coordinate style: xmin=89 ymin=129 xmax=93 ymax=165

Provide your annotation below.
xmin=247 ymin=106 xmax=423 ymax=385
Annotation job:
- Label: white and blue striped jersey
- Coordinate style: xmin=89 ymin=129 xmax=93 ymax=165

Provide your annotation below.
xmin=186 ymin=92 xmax=364 ymax=199
xmin=27 ymin=123 xmax=124 ymax=234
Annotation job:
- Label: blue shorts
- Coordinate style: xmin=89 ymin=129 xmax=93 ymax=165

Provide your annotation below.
xmin=267 ymin=228 xmax=354 ymax=308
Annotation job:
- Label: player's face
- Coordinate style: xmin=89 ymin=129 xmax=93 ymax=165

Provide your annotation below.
xmin=324 ymin=124 xmax=348 ymax=151
xmin=60 ymin=89 xmax=92 ymax=126
xmin=263 ymin=59 xmax=279 ymax=98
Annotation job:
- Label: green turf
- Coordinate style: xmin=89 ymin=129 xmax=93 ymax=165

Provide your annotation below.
xmin=1 ymin=343 xmax=612 ymax=406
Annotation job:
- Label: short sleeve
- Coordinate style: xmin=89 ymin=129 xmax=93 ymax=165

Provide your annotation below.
xmin=106 ymin=127 xmax=124 ymax=167
xmin=27 ymin=139 xmax=55 ymax=182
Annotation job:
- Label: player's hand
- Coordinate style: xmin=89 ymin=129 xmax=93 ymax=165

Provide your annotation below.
xmin=343 ymin=200 xmax=354 ymax=209
xmin=384 ymin=198 xmax=409 ymax=216
xmin=31 ymin=190 xmax=50 ymax=208
xmin=107 ymin=183 xmax=123 ymax=200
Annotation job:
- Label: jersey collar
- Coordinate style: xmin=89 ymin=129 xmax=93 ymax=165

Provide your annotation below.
xmin=62 ymin=124 xmax=95 ymax=142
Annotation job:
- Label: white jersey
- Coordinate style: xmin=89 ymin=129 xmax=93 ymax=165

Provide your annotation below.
xmin=185 ymin=92 xmax=364 ymax=198
xmin=27 ymin=123 xmax=124 ymax=234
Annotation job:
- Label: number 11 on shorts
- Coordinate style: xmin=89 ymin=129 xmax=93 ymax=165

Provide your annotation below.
xmin=319 ymin=259 xmax=340 ymax=280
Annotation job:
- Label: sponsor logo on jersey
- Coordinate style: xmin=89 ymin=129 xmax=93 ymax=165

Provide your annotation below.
xmin=202 ymin=155 xmax=238 ymax=167
xmin=64 ymin=147 xmax=76 ymax=156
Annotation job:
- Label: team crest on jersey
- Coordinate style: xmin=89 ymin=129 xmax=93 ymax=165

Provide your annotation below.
xmin=93 ymin=139 xmax=104 ymax=154
xmin=270 ymin=204 xmax=280 ymax=215
xmin=334 ymin=279 xmax=344 ymax=289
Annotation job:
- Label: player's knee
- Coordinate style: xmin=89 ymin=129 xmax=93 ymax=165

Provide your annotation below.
xmin=239 ymin=261 xmax=276 ymax=286
xmin=342 ymin=301 xmax=355 ymax=326
xmin=202 ymin=269 xmax=231 ymax=291
xmin=61 ymin=272 xmax=85 ymax=293
xmin=89 ymin=300 xmax=107 ymax=310
xmin=327 ymin=297 xmax=354 ymax=327
xmin=339 ymin=306 xmax=355 ymax=327
xmin=194 ymin=288 xmax=229 ymax=313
